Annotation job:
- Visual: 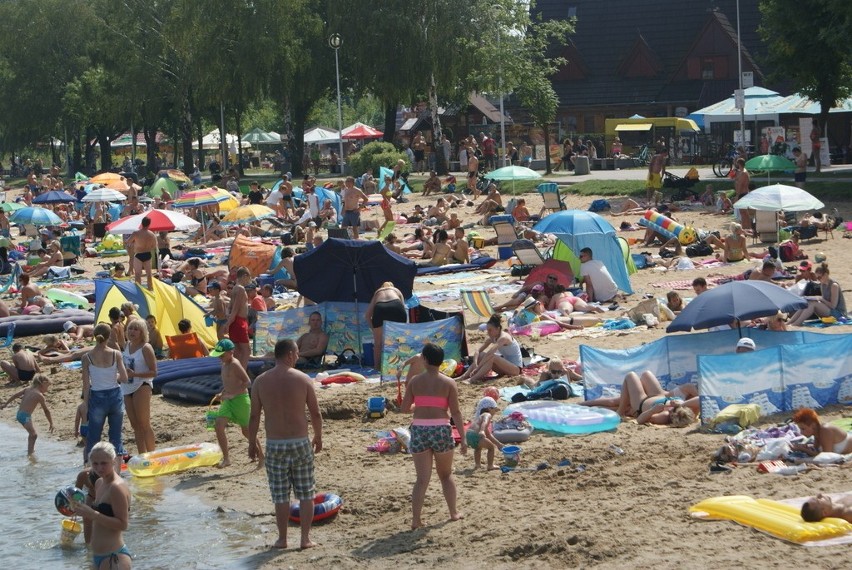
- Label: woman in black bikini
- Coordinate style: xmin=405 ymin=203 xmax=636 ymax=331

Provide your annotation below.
xmin=365 ymin=281 xmax=407 ymax=369
xmin=71 ymin=441 xmax=132 ymax=569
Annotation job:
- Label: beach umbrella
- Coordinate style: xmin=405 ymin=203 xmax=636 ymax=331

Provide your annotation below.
xmin=211 ymin=188 xmax=240 ymax=213
xmin=33 ymin=190 xmax=76 ymax=204
xmin=221 ymin=204 xmax=276 ymax=226
xmin=484 ymin=165 xmax=542 ymax=193
xmin=82 ymin=188 xmax=128 ymax=202
xmin=9 ymin=206 xmax=62 ymax=226
xmin=1 ymin=202 xmax=25 ymax=213
xmin=105 ymin=179 xmax=141 ymax=193
xmin=89 ymin=172 xmax=126 ymax=184
xmin=666 ymin=281 xmax=807 ymax=333
xmin=74 ymin=172 xmax=89 ymax=182
xmin=744 ymin=154 xmax=796 ymax=184
xmin=733 ymin=183 xmax=823 ymax=212
xmin=341 ymin=123 xmax=384 ymax=139
xmin=158 ymin=169 xmax=191 ymax=184
xmin=106 ymin=209 xmax=200 ymax=234
xmin=149 ymin=177 xmax=179 ymax=198
xmin=172 ymin=188 xmax=227 ymax=209
xmin=523 ymin=259 xmax=575 ymax=290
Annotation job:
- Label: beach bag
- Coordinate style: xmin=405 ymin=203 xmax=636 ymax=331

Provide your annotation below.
xmin=685 ymin=242 xmax=713 ymax=257
xmin=334 ymin=348 xmax=361 ymax=368
xmin=779 ymin=241 xmax=796 ymax=262
xmin=588 ymin=199 xmax=611 ymax=213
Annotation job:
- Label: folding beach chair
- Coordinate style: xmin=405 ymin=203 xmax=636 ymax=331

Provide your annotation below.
xmin=0 ymin=264 xmax=21 ymax=295
xmin=753 ymin=210 xmax=779 ymax=244
xmin=166 ymin=333 xmax=207 ymax=359
xmin=537 ymin=182 xmax=566 ymax=216
xmin=491 ymin=220 xmax=519 ymax=246
xmin=460 ymin=289 xmax=495 ymax=323
xmin=511 ymin=239 xmax=546 ymax=268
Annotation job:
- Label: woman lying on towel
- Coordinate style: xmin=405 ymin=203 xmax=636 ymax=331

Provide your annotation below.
xmin=512 ymin=296 xmax=604 ymax=330
xmin=791 ymin=408 xmax=852 ymax=456
xmin=581 ymin=370 xmax=699 ymax=427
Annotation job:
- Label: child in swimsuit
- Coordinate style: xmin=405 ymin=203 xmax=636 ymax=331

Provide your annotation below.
xmin=466 ymin=397 xmax=504 ymax=470
xmin=1 ymin=374 xmax=53 ymax=455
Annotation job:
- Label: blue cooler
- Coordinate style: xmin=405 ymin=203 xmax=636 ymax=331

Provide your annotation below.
xmin=497 ymin=245 xmax=514 ymax=260
xmin=489 ymin=214 xmax=514 ymax=225
xmin=257 ymin=273 xmax=275 ymax=289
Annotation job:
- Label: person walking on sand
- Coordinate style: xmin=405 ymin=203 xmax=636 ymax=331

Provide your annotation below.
xmin=401 ymin=343 xmax=466 ymax=529
xmin=1 ymin=373 xmax=53 ymax=455
xmin=646 ymin=145 xmax=666 ymax=205
xmin=210 ymin=339 xmax=262 ymax=468
xmin=341 ymin=176 xmax=369 ymax=239
xmin=226 ymin=267 xmax=252 ymax=369
xmin=126 ymin=216 xmax=157 ymax=289
xmin=249 ymin=339 xmax=322 ymax=550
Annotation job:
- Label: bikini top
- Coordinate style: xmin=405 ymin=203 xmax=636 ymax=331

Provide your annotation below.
xmin=94 ymin=502 xmax=114 ymax=517
xmin=413 ymin=395 xmax=449 ymax=409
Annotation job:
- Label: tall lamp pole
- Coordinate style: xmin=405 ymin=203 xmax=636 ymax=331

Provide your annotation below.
xmin=329 ymin=34 xmax=345 ymax=174
xmin=736 ymin=0 xmax=745 ymax=150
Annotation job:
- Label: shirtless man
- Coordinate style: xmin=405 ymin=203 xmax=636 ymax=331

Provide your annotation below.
xmin=748 ymin=259 xmax=778 ymax=282
xmin=18 ymin=273 xmax=45 ymax=312
xmin=646 ymin=146 xmax=666 ymax=205
xmin=1 ymin=344 xmax=39 ymax=384
xmin=412 ymin=131 xmax=427 ymax=174
xmin=126 ymin=216 xmax=157 ymax=289
xmin=296 ymin=312 xmax=329 ymax=369
xmin=249 ymin=339 xmax=322 ymax=550
xmin=801 ymin=493 xmax=852 ymax=523
xmin=211 ymin=338 xmax=262 ymax=468
xmin=427 ymin=198 xmax=449 ymax=225
xmin=340 ymin=176 xmax=369 ymax=239
xmin=225 ymin=267 xmax=251 ymax=369
xmin=207 ymin=281 xmax=229 ymax=340
xmin=451 ymin=227 xmax=469 ymax=264
xmin=423 ymin=171 xmax=441 ymax=196
xmin=733 ymin=158 xmax=754 ymax=234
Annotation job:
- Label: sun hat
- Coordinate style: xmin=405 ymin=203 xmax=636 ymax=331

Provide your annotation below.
xmin=736 ymin=337 xmax=756 ymax=351
xmin=210 ymin=339 xmax=236 ymax=357
xmin=474 ymin=397 xmax=498 ymax=418
xmin=63 ymin=321 xmax=75 ymax=332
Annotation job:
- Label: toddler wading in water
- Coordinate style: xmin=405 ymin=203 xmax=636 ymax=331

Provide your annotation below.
xmin=1 ymin=373 xmax=54 ymax=454
xmin=467 ymin=397 xmax=504 ymax=470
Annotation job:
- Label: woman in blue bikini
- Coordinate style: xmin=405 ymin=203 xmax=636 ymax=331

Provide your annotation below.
xmin=72 ymin=441 xmax=132 ymax=569
xmin=581 ymin=370 xmax=699 ymax=427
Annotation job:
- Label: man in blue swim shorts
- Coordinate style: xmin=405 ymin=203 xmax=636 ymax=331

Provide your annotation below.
xmin=340 ymin=176 xmax=368 ymax=239
xmin=249 ymin=339 xmax=323 ymax=549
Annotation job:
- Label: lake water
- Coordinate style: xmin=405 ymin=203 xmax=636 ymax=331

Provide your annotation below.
xmin=1 ymin=422 xmax=262 ymax=569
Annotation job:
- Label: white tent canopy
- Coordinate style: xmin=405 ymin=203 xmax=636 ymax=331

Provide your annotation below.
xmin=304 ymin=126 xmax=341 ymax=144
xmin=191 ymin=129 xmax=251 ymax=150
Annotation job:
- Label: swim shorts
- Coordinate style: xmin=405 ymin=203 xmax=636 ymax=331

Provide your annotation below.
xmin=647 ymin=172 xmax=662 ymax=190
xmin=465 ymin=430 xmax=481 ymax=449
xmin=228 ymin=316 xmax=250 ymax=344
xmin=216 ymin=393 xmax=250 ymax=427
xmin=409 ymin=424 xmax=455 ymax=454
xmin=16 ymin=410 xmax=31 ymax=426
xmin=265 ymin=438 xmax=315 ymax=503
xmin=341 ymin=209 xmax=360 ymax=228
xmin=17 ymin=368 xmax=36 ymax=382
xmin=134 ymin=251 xmax=152 ymax=262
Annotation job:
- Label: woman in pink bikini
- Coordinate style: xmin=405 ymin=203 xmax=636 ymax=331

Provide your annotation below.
xmin=401 ymin=343 xmax=467 ymax=529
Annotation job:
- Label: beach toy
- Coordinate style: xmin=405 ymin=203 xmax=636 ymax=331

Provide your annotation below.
xmin=689 ymin=495 xmax=852 ymax=543
xmin=289 ymin=493 xmax=343 ymax=524
xmin=45 ymin=289 xmax=89 ymax=309
xmin=502 ymin=445 xmax=521 ymax=467
xmin=127 ymin=443 xmax=223 ymax=477
xmin=439 ymin=359 xmax=458 ymax=377
xmin=367 ymin=397 xmax=386 ymax=418
xmin=59 ymin=518 xmax=82 ymax=546
xmin=504 ymin=401 xmax=620 ymax=435
xmin=55 ymin=486 xmax=85 ymax=517
xmin=638 ymin=210 xmax=697 ymax=245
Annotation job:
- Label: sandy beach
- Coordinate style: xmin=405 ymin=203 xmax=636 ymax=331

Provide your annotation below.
xmin=1 ymin=175 xmax=851 ymax=568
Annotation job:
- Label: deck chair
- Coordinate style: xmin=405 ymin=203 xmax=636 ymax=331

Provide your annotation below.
xmin=166 ymin=332 xmax=208 ymax=359
xmin=753 ymin=210 xmax=779 ymax=243
xmin=537 ymin=182 xmax=566 ymax=216
xmin=512 ymin=239 xmax=546 ymax=268
xmin=0 ymin=322 xmax=15 ymax=349
xmin=460 ymin=289 xmax=496 ymax=323
xmin=492 ymin=220 xmax=519 ymax=246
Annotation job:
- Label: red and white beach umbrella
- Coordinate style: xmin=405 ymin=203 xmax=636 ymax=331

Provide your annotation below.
xmin=106 ymin=209 xmax=201 ymax=234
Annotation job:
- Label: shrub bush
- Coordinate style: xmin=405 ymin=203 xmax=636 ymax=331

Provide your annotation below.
xmin=348 ymin=141 xmax=409 ymax=178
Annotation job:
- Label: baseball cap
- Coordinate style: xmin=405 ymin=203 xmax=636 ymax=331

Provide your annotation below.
xmin=799 ymin=260 xmax=812 ymax=271
xmin=531 ymin=284 xmax=545 ymax=293
xmin=210 ymin=339 xmax=236 ymax=357
xmin=63 ymin=321 xmax=75 ymax=332
xmin=736 ymin=337 xmax=756 ymax=351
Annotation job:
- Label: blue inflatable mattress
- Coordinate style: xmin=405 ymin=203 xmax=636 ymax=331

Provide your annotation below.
xmin=152 ymin=357 xmax=267 ymax=392
xmin=0 ymin=309 xmax=94 ymax=338
xmin=416 ymin=256 xmax=497 ymax=275
xmin=160 ymin=374 xmax=222 ymax=405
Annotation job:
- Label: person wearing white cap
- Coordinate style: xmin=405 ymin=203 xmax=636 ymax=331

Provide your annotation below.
xmin=63 ymin=321 xmax=95 ymax=342
xmin=466 ymin=397 xmax=504 ymax=470
xmin=736 ymin=337 xmax=756 ymax=352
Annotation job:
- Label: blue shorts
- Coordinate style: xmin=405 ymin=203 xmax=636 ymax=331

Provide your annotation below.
xmin=341 ymin=210 xmax=360 ymax=228
xmin=16 ymin=410 xmax=31 ymax=426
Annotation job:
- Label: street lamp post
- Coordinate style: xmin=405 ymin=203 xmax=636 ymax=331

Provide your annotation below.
xmin=329 ymin=34 xmax=345 ymax=175
xmin=493 ymin=5 xmax=507 ymax=168
xmin=736 ymin=0 xmax=745 ymax=150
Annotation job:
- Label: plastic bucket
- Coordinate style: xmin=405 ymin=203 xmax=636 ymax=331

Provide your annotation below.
xmin=60 ymin=519 xmax=82 ymax=546
xmin=362 ymin=343 xmax=374 ymax=367
xmin=502 ymin=445 xmax=521 ymax=467
xmin=367 ymin=397 xmax=386 ymax=414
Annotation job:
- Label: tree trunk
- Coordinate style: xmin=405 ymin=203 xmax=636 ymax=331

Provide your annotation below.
xmin=85 ymin=127 xmax=96 ymax=174
xmin=429 ymin=74 xmax=448 ymax=176
xmin=235 ymin=109 xmax=244 ymax=177
xmin=383 ymin=101 xmax=397 ymax=144
xmin=543 ymin=124 xmax=552 ymax=175
xmin=96 ymin=131 xmax=112 ymax=172
xmin=72 ymin=127 xmax=82 ymax=174
xmin=144 ymin=126 xmax=159 ymax=176
xmin=291 ymin=102 xmax=309 ymax=179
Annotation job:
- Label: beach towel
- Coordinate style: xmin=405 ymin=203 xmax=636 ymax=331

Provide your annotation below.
xmin=651 ymin=276 xmax=731 ymax=290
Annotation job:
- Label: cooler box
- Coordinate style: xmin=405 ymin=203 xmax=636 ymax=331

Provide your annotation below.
xmin=257 ymin=273 xmax=275 ymax=289
xmin=489 ymin=214 xmax=514 ymax=225
xmin=497 ymin=246 xmax=514 ymax=260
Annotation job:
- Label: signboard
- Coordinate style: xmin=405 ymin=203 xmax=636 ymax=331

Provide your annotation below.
xmin=734 ymin=89 xmax=745 ymax=110
xmin=733 ymin=130 xmax=751 ymax=144
xmin=742 ymin=71 xmax=754 ymax=89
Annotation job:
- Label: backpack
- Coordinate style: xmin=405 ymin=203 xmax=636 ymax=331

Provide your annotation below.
xmin=779 ymin=242 xmax=796 ymax=262
xmin=686 ymin=242 xmax=713 ymax=257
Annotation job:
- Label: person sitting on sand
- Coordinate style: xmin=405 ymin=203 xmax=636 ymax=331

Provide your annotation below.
xmin=295 ymin=312 xmax=329 ymax=369
xmin=457 ymin=315 xmax=523 ymax=384
xmin=790 ymin=408 xmax=852 ymax=456
xmin=419 ymin=229 xmax=452 ymax=267
xmin=401 ymin=228 xmax=434 ymax=260
xmin=466 ymin=397 xmax=504 ymax=470
xmin=37 ymin=334 xmax=71 ymax=357
xmin=801 ymin=494 xmax=852 ymax=523
xmin=1 ymin=344 xmax=40 ymax=385
xmin=705 ymin=223 xmax=759 ymax=263
xmin=581 ymin=370 xmax=699 ymax=427
xmin=787 ymin=262 xmax=846 ymax=326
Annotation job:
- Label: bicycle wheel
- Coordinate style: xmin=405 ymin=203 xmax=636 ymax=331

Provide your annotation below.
xmin=712 ymin=161 xmax=721 ymax=177
xmin=718 ymin=160 xmax=732 ymax=178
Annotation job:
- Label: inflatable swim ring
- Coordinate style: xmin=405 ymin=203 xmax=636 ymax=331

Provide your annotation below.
xmin=493 ymin=427 xmax=533 ymax=444
xmin=690 ymin=495 xmax=852 ymax=543
xmin=127 ymin=442 xmax=223 ymax=477
xmin=289 ymin=493 xmax=343 ymax=523
xmin=45 ymin=289 xmax=89 ymax=309
xmin=504 ymin=401 xmax=620 ymax=435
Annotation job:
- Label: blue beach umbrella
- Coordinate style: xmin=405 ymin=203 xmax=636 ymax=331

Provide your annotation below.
xmin=666 ymin=281 xmax=807 ymax=333
xmin=32 ymin=190 xmax=76 ymax=204
xmin=9 ymin=206 xmax=62 ymax=226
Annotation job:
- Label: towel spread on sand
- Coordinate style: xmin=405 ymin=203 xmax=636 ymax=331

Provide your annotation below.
xmin=652 ymin=276 xmax=731 ymax=290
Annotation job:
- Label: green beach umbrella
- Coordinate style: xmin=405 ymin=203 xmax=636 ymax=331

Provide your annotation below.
xmin=745 ymin=154 xmax=796 ymax=184
xmin=1 ymin=202 xmax=25 ymax=213
xmin=484 ymin=165 xmax=542 ymax=192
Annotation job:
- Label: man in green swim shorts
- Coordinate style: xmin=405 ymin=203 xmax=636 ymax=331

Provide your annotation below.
xmin=211 ymin=339 xmax=262 ymax=468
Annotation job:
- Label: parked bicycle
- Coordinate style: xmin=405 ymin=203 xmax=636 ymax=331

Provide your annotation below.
xmin=712 ymin=144 xmax=738 ymax=178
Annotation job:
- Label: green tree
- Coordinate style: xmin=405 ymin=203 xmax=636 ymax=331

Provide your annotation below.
xmin=759 ymin=0 xmax=852 ymax=129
